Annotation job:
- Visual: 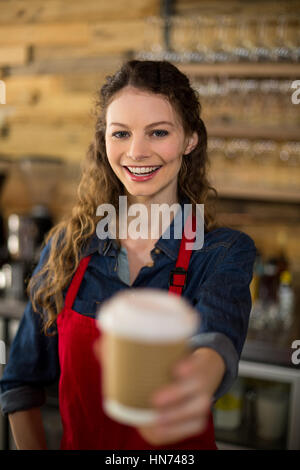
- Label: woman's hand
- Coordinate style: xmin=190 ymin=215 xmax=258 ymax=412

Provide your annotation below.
xmin=136 ymin=347 xmax=225 ymax=446
xmin=94 ymin=337 xmax=225 ymax=447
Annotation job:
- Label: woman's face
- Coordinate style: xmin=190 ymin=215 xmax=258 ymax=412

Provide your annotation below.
xmin=105 ymin=86 xmax=198 ymax=204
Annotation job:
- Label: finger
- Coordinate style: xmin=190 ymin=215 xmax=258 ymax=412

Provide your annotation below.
xmin=152 ymin=416 xmax=209 ymax=444
xmin=151 ymin=376 xmax=200 ymax=408
xmin=172 ymin=355 xmax=197 ymax=378
xmin=93 ymin=338 xmax=101 ymax=358
xmin=156 ymin=393 xmax=211 ymax=426
xmin=93 ymin=337 xmax=105 ymax=362
xmin=173 ymin=349 xmax=211 ymax=378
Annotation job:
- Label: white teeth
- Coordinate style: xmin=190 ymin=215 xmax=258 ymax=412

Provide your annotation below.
xmin=126 ymin=166 xmax=160 ymax=174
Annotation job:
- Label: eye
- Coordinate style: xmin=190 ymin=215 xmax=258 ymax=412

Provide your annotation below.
xmin=112 ymin=131 xmax=129 ymax=138
xmin=111 ymin=129 xmax=169 ymax=139
xmin=151 ymin=129 xmax=169 ymax=137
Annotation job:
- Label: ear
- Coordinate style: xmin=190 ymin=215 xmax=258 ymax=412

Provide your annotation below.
xmin=183 ymin=132 xmax=198 ymax=155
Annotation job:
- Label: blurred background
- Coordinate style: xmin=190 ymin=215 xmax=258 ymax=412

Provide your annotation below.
xmin=0 ymin=0 xmax=299 ymax=450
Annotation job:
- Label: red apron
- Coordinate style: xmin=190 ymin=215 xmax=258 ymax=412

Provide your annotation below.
xmin=57 ymin=211 xmax=217 ymax=450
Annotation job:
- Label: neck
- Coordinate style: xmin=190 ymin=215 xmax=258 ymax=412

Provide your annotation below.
xmin=120 ymin=189 xmax=181 ymax=243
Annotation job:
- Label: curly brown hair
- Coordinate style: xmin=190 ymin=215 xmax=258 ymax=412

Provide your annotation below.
xmin=28 ymin=59 xmax=219 ymax=334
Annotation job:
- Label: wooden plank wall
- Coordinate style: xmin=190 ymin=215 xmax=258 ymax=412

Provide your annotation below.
xmin=176 ymin=0 xmax=300 ymax=15
xmin=0 ymin=0 xmax=159 ymax=161
xmin=0 ymin=0 xmax=160 ymax=216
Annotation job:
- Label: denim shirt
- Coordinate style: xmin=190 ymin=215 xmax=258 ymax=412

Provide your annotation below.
xmin=0 ymin=199 xmax=257 ymax=415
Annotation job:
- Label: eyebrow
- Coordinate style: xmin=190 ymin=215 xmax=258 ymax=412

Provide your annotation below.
xmin=109 ymin=121 xmax=175 ymax=129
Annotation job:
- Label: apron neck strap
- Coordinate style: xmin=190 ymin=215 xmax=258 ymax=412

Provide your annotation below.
xmin=64 ymin=255 xmax=92 ymax=309
xmin=168 ymin=210 xmax=196 ymax=297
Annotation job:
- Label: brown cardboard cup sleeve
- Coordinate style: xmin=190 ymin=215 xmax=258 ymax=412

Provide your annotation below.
xmin=97 ymin=288 xmax=199 ymax=426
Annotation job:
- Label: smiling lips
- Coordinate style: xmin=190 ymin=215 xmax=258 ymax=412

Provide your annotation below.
xmin=123 ymin=165 xmax=162 ymax=181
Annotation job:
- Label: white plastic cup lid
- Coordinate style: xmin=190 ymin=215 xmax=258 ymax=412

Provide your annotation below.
xmin=97 ymin=287 xmax=199 ymax=342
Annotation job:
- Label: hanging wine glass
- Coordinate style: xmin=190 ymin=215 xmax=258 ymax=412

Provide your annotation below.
xmin=209 ymin=15 xmax=233 ymax=63
xmin=278 ymin=142 xmax=300 ymax=190
xmin=278 ymin=80 xmax=297 ymax=127
xmin=187 ymin=16 xmax=200 ymax=62
xmin=237 ymin=139 xmax=252 ymax=166
xmin=239 ymin=15 xmax=260 ymax=62
xmin=260 ymin=79 xmax=281 ymax=126
xmin=217 ymin=14 xmax=238 ymax=63
xmin=273 ymin=14 xmax=295 ymax=62
xmin=226 ymin=79 xmax=243 ymax=124
xmin=143 ymin=16 xmax=164 ymax=58
xmin=279 ymin=142 xmax=300 ymax=167
xmin=252 ymin=140 xmax=277 ymax=166
xmin=293 ymin=15 xmax=300 ymax=62
xmin=216 ymin=77 xmax=232 ymax=125
xmin=195 ymin=15 xmax=215 ymax=63
xmin=198 ymin=77 xmax=217 ymax=123
xmin=207 ymin=137 xmax=226 ymax=166
xmin=233 ymin=14 xmax=253 ymax=62
xmin=253 ymin=15 xmax=273 ymax=62
xmin=224 ymin=139 xmax=242 ymax=164
xmin=170 ymin=15 xmax=194 ymax=62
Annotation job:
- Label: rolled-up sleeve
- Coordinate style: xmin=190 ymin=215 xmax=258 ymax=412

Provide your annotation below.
xmin=190 ymin=231 xmax=257 ymax=400
xmin=0 ymin=240 xmax=60 ymax=415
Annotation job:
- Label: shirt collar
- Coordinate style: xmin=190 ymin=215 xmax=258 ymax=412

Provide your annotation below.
xmin=83 ymin=196 xmax=192 ymax=261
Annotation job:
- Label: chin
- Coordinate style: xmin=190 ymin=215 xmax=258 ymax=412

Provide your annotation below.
xmin=128 ymin=191 xmax=157 ymax=197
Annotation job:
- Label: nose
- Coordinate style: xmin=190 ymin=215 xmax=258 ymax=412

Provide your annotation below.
xmin=127 ymin=134 xmax=150 ymax=161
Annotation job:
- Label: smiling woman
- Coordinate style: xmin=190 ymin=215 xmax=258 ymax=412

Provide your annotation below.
xmin=105 ymin=86 xmax=198 ymax=201
xmin=0 ymin=60 xmax=256 ymax=451
xmin=29 ymin=60 xmax=219 ymax=334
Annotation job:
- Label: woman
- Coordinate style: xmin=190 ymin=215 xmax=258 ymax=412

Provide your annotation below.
xmin=0 ymin=60 xmax=256 ymax=450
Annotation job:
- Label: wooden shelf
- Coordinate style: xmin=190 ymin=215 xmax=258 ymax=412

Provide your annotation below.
xmin=217 ymin=186 xmax=300 ymax=204
xmin=207 ymin=125 xmax=300 ymax=141
xmin=177 ymin=62 xmax=300 ymax=78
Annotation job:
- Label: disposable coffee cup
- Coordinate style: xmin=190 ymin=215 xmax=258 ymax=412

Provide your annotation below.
xmin=97 ymin=288 xmax=199 ymax=426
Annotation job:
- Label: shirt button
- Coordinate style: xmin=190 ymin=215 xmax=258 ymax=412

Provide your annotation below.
xmin=147 ymin=261 xmax=154 ymax=267
xmin=154 ymin=248 xmax=161 ymax=254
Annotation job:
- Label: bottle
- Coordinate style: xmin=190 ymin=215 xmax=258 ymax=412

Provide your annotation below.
xmin=214 ymin=378 xmax=244 ymax=430
xmin=259 ymin=258 xmax=278 ymax=303
xmin=278 ymin=270 xmax=294 ymax=330
xmin=275 ymin=230 xmax=289 ymax=296
xmin=250 ymin=250 xmax=263 ymax=304
xmin=249 ymin=251 xmax=264 ymax=330
xmin=259 ymin=258 xmax=280 ymax=330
